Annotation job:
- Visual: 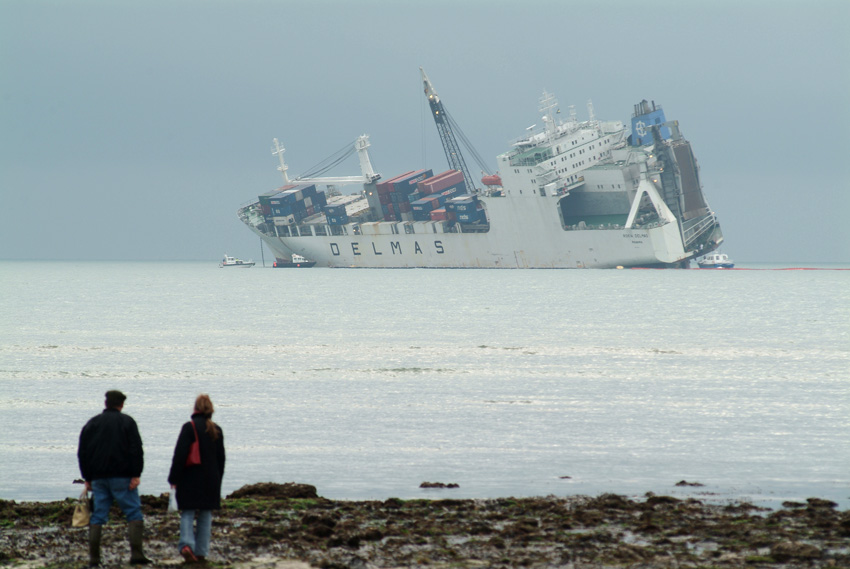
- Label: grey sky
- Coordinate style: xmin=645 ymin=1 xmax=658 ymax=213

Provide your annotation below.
xmin=1 ymin=0 xmax=848 ymax=263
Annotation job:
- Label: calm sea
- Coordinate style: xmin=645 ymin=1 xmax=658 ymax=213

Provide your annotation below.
xmin=1 ymin=261 xmax=848 ymax=509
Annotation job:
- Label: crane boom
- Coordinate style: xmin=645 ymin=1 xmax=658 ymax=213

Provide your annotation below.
xmin=273 ymin=135 xmax=381 ymax=187
xmin=420 ymin=67 xmax=477 ymax=192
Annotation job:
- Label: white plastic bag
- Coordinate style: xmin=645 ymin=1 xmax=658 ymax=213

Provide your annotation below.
xmin=168 ymin=489 xmax=178 ymax=513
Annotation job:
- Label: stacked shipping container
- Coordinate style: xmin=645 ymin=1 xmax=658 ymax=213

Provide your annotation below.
xmin=322 ymin=203 xmax=349 ymax=226
xmin=258 ymin=169 xmax=486 ymax=229
xmin=259 ymin=184 xmax=328 ymax=225
xmin=375 ymin=169 xmax=433 ymax=221
xmin=407 ymin=170 xmax=468 ymax=221
xmin=446 ymin=194 xmax=487 ymax=224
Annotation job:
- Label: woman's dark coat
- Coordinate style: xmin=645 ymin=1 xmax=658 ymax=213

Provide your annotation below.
xmin=168 ymin=413 xmax=225 ymax=510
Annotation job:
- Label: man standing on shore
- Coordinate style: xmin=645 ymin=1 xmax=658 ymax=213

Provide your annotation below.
xmin=78 ymin=390 xmax=151 ymax=566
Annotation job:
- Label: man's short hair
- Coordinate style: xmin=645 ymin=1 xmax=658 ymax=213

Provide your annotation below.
xmin=105 ymin=390 xmax=127 ymax=409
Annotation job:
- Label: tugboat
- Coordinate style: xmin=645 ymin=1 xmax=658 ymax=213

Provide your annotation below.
xmin=273 ymin=254 xmax=316 ymax=268
xmin=697 ymin=252 xmax=734 ymax=269
xmin=219 ymin=254 xmax=255 ymax=268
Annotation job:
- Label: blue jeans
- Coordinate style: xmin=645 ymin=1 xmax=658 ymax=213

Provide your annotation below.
xmin=90 ymin=478 xmax=143 ymax=525
xmin=179 ymin=510 xmax=213 ymax=557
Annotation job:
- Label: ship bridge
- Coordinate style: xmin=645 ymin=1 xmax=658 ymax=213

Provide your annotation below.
xmin=509 ymin=146 xmax=554 ymax=167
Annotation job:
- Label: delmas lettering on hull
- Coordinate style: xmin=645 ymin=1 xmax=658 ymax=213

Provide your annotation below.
xmin=329 ymin=240 xmax=445 ymax=257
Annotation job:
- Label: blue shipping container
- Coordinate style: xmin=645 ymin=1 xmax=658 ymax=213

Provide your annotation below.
xmin=271 ymin=204 xmax=293 ymax=217
xmin=411 ymin=197 xmax=439 ymax=212
xmin=258 ymin=189 xmax=284 ymax=206
xmin=446 ymin=194 xmax=478 ymax=212
xmin=323 ymin=204 xmax=346 ymax=216
xmin=457 ymin=209 xmax=485 ymax=223
xmin=326 ymin=214 xmax=349 ymax=225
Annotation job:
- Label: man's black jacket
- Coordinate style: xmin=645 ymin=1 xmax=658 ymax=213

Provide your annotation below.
xmin=78 ymin=408 xmax=144 ymax=481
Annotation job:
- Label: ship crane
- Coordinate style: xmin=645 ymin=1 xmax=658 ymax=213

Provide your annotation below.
xmin=272 ymin=135 xmax=381 ymax=190
xmin=421 ymin=67 xmax=491 ymax=193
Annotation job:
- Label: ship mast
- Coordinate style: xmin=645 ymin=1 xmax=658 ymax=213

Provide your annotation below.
xmin=539 ymin=90 xmax=558 ymax=144
xmin=272 ymin=138 xmax=290 ymax=184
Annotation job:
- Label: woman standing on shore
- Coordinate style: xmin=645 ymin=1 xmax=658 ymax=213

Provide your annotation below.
xmin=168 ymin=394 xmax=225 ymax=564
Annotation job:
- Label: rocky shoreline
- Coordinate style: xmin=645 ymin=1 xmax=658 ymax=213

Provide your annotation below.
xmin=1 ymin=482 xmax=848 ymax=568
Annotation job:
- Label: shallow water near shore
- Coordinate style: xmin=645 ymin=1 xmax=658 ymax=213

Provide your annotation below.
xmin=0 ymin=260 xmax=847 ymax=508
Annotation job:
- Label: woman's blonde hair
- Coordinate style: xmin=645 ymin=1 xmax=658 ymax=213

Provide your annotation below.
xmin=194 ymin=394 xmax=219 ymax=440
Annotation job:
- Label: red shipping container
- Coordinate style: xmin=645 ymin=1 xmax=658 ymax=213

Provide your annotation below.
xmin=380 ymin=170 xmax=417 ymax=190
xmin=418 ymin=170 xmax=464 ymax=195
xmin=430 ymin=208 xmax=447 ymax=221
xmin=420 ymin=170 xmax=455 ymax=186
xmin=379 ymin=192 xmax=392 ymax=205
xmin=398 ymin=201 xmax=411 ymax=213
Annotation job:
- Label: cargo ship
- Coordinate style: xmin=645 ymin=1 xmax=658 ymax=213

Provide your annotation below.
xmin=237 ymin=71 xmax=724 ymax=268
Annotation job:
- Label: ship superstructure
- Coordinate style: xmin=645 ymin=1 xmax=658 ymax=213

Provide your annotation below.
xmin=237 ymin=73 xmax=723 ymax=268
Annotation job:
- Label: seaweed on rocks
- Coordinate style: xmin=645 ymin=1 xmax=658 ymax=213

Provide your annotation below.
xmin=1 ymin=483 xmax=848 ymax=568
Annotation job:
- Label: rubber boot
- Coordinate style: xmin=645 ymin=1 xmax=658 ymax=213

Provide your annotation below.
xmin=128 ymin=520 xmax=152 ymax=565
xmin=88 ymin=524 xmax=102 ymax=567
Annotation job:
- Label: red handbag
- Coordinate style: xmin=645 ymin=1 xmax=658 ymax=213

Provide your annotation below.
xmin=185 ymin=421 xmax=201 ymax=467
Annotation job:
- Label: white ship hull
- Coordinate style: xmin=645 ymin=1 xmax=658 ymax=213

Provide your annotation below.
xmin=244 ymin=194 xmax=690 ymax=269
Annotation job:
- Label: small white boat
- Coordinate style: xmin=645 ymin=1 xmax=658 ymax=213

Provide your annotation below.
xmin=697 ymin=252 xmax=734 ymax=269
xmin=273 ymin=254 xmax=316 ymax=268
xmin=219 ymin=254 xmax=255 ymax=268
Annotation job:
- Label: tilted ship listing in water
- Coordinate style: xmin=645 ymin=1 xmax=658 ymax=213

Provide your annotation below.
xmin=237 ymin=69 xmax=724 ymax=268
